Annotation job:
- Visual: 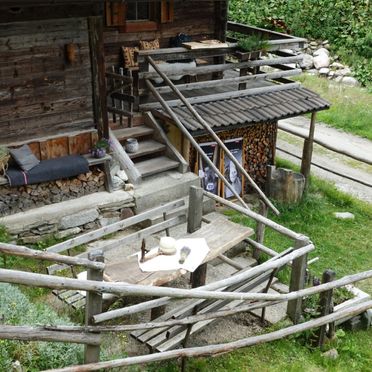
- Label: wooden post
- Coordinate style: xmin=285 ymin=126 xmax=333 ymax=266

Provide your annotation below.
xmin=84 ymin=250 xmax=104 ymax=364
xmin=301 ymin=112 xmax=317 ymax=190
xmin=287 ymin=236 xmax=310 ymax=324
xmin=188 ymin=186 xmax=207 ymax=288
xmin=254 ymin=200 xmax=268 ymax=260
xmin=317 ymin=269 xmax=336 ymax=347
xmin=187 ymin=186 xmax=203 ymax=234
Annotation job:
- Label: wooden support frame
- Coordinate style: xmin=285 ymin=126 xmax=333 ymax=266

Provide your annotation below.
xmin=301 ymin=112 xmax=317 ymax=189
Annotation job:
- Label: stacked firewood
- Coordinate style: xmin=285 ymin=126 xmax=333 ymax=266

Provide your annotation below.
xmin=0 ymin=168 xmax=105 ymax=216
xmin=245 ymin=123 xmax=276 ymax=189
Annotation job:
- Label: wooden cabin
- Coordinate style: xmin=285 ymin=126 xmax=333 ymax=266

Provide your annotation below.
xmin=0 ymin=0 xmax=329 ymax=217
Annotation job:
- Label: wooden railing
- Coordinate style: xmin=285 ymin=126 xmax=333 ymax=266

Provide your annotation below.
xmin=0 ymin=186 xmax=371 ymax=370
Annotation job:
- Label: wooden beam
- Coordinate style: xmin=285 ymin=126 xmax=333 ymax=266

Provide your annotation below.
xmin=0 ymin=242 xmax=105 ymax=270
xmin=140 ymin=82 xmax=301 ymax=110
xmin=40 ymin=301 xmax=372 ymax=372
xmin=301 ymin=112 xmax=317 ymax=189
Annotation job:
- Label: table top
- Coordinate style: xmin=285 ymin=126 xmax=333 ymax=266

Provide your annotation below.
xmin=104 ymin=216 xmax=254 ymax=286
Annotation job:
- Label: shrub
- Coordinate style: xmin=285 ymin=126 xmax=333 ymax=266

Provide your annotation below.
xmin=0 ymin=283 xmax=83 ymax=370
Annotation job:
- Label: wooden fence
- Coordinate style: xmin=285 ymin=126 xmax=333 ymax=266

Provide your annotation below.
xmin=0 ymin=187 xmax=371 ymax=371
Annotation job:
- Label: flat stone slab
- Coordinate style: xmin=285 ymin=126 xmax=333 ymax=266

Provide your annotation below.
xmin=0 ymin=190 xmax=134 ymax=234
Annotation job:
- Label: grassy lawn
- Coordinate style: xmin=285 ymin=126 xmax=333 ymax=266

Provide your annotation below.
xmin=294 ymin=74 xmax=372 ymax=141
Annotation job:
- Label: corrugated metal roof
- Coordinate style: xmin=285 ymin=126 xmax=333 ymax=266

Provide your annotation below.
xmin=157 ymin=86 xmax=330 ymax=133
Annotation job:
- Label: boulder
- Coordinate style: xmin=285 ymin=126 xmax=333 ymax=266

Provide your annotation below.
xmin=330 ymin=62 xmax=344 ymax=69
xmin=342 ymin=76 xmax=361 ymax=87
xmin=300 ymin=53 xmax=314 ymax=70
xmin=335 ymin=67 xmax=351 ymax=77
xmin=322 ymin=349 xmax=339 ymax=360
xmin=313 ymin=53 xmax=330 ymax=69
xmin=314 ymin=47 xmax=330 ymax=57
xmin=319 ymin=67 xmax=330 ymax=76
xmin=334 ymin=212 xmax=355 ymax=220
xmin=55 ymin=227 xmax=82 ymax=239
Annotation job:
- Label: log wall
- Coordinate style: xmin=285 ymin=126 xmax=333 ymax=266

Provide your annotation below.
xmin=104 ymin=1 xmax=219 ymax=66
xmin=187 ymin=122 xmax=278 ymax=190
xmin=0 ymin=18 xmax=95 ymax=145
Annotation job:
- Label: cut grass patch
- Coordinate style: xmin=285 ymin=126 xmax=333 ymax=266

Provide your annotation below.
xmin=294 ymin=74 xmax=372 ymax=140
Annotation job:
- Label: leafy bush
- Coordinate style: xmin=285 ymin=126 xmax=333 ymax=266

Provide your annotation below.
xmin=0 ymin=283 xmax=83 ymax=370
xmin=229 ymin=0 xmax=372 ymax=86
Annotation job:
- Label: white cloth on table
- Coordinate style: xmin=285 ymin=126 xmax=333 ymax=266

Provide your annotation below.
xmin=149 ymin=60 xmax=197 ymax=84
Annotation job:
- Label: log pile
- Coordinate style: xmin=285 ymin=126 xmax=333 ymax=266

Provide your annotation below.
xmin=245 ymin=123 xmax=277 ymax=189
xmin=0 ymin=168 xmax=105 ymax=217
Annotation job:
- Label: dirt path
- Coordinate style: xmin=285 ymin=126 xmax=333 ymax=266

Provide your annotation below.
xmin=276 ymin=117 xmax=372 ymax=203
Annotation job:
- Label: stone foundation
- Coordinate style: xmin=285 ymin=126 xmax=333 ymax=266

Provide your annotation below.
xmin=0 ymin=190 xmax=135 ymax=244
xmin=0 ymin=168 xmax=106 ymax=217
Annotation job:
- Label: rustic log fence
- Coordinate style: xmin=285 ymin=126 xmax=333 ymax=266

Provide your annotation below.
xmin=0 ymin=187 xmax=371 ymax=370
xmin=277 ymin=117 xmax=372 ymax=188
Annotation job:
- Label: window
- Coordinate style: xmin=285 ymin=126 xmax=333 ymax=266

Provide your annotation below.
xmin=105 ymin=1 xmax=174 ymax=31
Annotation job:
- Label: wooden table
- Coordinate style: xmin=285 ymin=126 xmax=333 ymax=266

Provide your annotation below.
xmin=104 ymin=216 xmax=254 ymax=287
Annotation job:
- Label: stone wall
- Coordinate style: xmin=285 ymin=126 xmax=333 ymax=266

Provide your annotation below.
xmin=0 ymin=168 xmax=106 ymax=217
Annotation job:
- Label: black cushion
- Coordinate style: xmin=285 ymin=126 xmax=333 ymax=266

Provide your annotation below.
xmin=9 ymin=144 xmax=40 ymax=172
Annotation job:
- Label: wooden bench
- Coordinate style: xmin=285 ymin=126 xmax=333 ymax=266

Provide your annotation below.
xmin=45 ymin=198 xmax=188 ymax=309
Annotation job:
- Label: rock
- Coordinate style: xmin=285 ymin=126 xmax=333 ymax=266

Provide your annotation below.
xmin=322 ymin=349 xmax=339 ymax=360
xmin=99 ymin=216 xmax=121 ymax=227
xmin=342 ymin=76 xmax=361 ymax=87
xmin=121 ymin=207 xmax=134 ymax=220
xmin=299 ymin=53 xmax=314 ymax=69
xmin=55 ymin=227 xmax=82 ymax=239
xmin=328 ymin=71 xmax=335 ymax=78
xmin=335 ymin=76 xmax=343 ymax=83
xmin=112 ymin=176 xmax=125 ymax=190
xmin=124 ymin=183 xmax=134 ymax=191
xmin=310 ymin=41 xmax=318 ymax=47
xmin=59 ymin=208 xmax=99 ymax=229
xmin=83 ymin=221 xmax=97 ymax=230
xmin=323 ymin=43 xmax=331 ymax=50
xmin=313 ymin=53 xmax=330 ymax=69
xmin=110 ymin=163 xmax=120 ymax=178
xmin=330 ymin=62 xmax=344 ymax=69
xmin=21 ymin=235 xmax=44 ymax=244
xmin=319 ymin=67 xmax=330 ymax=76
xmin=335 ymin=67 xmax=351 ymax=77
xmin=334 ymin=212 xmax=355 ymax=220
xmin=116 ymin=169 xmax=128 ymax=182
xmin=322 ymin=40 xmax=329 ymax=45
xmin=314 ymin=47 xmax=330 ymax=57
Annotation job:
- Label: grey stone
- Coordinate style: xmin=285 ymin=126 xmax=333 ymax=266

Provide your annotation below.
xmin=335 ymin=67 xmax=351 ymax=77
xmin=322 ymin=349 xmax=339 ymax=360
xmin=307 ymin=69 xmax=318 ymax=76
xmin=330 ymin=62 xmax=344 ymax=69
xmin=112 ymin=176 xmax=125 ymax=190
xmin=116 ymin=169 xmax=128 ymax=182
xmin=314 ymin=47 xmax=330 ymax=57
xmin=299 ymin=53 xmax=314 ymax=70
xmin=83 ymin=222 xmax=97 ymax=230
xmin=319 ymin=67 xmax=330 ymax=75
xmin=99 ymin=216 xmax=121 ymax=227
xmin=59 ymin=208 xmax=99 ymax=229
xmin=21 ymin=235 xmax=45 ymax=244
xmin=328 ymin=71 xmax=335 ymax=78
xmin=314 ymin=53 xmax=330 ymax=69
xmin=310 ymin=41 xmax=318 ymax=47
xmin=322 ymin=39 xmax=329 ymax=45
xmin=121 ymin=207 xmax=134 ymax=220
xmin=334 ymin=212 xmax=355 ymax=220
xmin=55 ymin=227 xmax=82 ymax=239
xmin=335 ymin=76 xmax=343 ymax=83
xmin=110 ymin=162 xmax=120 ymax=178
xmin=342 ymin=76 xmax=360 ymax=87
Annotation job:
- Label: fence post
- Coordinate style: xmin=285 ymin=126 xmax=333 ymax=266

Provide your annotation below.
xmin=188 ymin=186 xmax=206 ymax=288
xmin=253 ymin=200 xmax=268 ymax=260
xmin=287 ymin=236 xmax=309 ymax=324
xmin=317 ymin=269 xmax=336 ymax=347
xmin=84 ymin=249 xmax=104 ymax=364
xmin=301 ymin=112 xmax=317 ymax=190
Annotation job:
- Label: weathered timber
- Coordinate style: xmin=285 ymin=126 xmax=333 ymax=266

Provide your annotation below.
xmin=146 ymin=56 xmax=279 ymax=215
xmin=187 ymin=186 xmax=203 ymax=234
xmin=317 ymin=269 xmax=336 ymax=347
xmin=203 ymin=191 xmax=302 ymax=240
xmin=140 ymin=56 xmax=303 ymax=80
xmin=145 ymin=78 xmax=250 ymax=210
xmin=287 ymin=236 xmax=310 ymax=323
xmin=141 ymin=82 xmax=301 ymax=110
xmin=278 ymin=122 xmax=372 ymax=166
xmin=105 ymin=71 xmax=133 ymax=83
xmin=84 ymin=251 xmax=104 ymax=364
xmin=0 ymin=326 xmax=100 ymax=345
xmin=92 ymin=246 xmax=314 ymax=323
xmin=109 ymin=128 xmax=142 ymax=184
xmin=301 ymin=112 xmax=317 ymax=189
xmin=152 ymin=69 xmax=301 ymax=95
xmin=42 ymin=301 xmax=372 ymax=372
xmin=217 ymin=254 xmax=245 ymax=271
xmin=47 ymin=199 xmax=184 ymax=254
xmin=254 ymin=200 xmax=268 ymax=259
xmin=0 ymin=242 xmax=104 ymax=270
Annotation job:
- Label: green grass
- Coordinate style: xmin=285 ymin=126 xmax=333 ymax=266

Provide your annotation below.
xmin=294 ymin=74 xmax=372 ymax=140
